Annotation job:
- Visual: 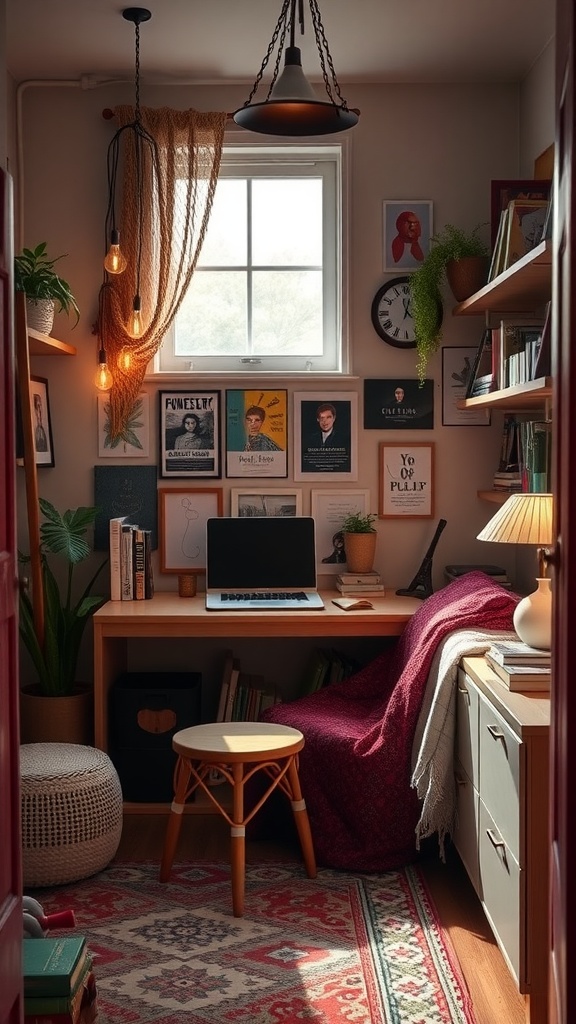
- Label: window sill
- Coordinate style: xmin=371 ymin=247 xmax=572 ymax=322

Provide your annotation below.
xmin=144 ymin=370 xmax=360 ymax=383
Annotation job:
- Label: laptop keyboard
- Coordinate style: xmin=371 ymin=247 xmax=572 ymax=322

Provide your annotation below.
xmin=221 ymin=591 xmax=309 ymax=603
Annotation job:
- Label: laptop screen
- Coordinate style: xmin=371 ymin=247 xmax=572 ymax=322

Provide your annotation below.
xmin=206 ymin=517 xmax=317 ymax=591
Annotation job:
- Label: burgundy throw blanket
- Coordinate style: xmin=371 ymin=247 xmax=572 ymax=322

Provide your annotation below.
xmin=262 ymin=571 xmax=519 ymax=871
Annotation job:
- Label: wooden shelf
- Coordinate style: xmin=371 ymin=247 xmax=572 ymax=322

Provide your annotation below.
xmin=27 ymin=327 xmax=76 ymax=357
xmin=457 ymin=376 xmax=552 ymax=411
xmin=453 ymin=240 xmax=551 ymax=316
xmin=477 ymin=490 xmax=514 ymax=504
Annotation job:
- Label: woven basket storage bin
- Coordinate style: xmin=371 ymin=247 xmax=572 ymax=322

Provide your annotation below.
xmin=21 ymin=743 xmax=123 ymax=887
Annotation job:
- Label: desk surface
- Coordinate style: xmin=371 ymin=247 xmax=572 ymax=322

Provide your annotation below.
xmin=93 ymin=590 xmax=422 ymax=638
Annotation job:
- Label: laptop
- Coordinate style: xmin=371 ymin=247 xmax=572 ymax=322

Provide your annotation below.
xmin=205 ymin=516 xmax=325 ymax=611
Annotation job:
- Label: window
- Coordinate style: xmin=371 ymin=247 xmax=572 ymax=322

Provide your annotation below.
xmin=154 ymin=142 xmax=348 ymax=376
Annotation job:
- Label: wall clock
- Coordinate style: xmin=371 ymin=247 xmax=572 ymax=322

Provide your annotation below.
xmin=371 ymin=275 xmax=441 ymax=349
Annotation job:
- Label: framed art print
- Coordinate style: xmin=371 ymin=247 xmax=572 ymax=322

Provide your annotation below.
xmin=230 ymin=488 xmax=302 ymax=517
xmin=28 ymin=376 xmax=54 ymax=467
xmin=294 ymin=392 xmax=358 ymax=482
xmin=382 ymin=201 xmax=433 ymax=273
xmin=97 ymin=392 xmax=150 ymax=457
xmin=159 ymin=390 xmax=221 ymax=479
xmin=225 ymin=389 xmax=288 ymax=478
xmin=378 ymin=442 xmax=434 ymax=518
xmin=311 ymin=489 xmax=371 ymax=575
xmin=442 ymin=348 xmax=491 ymax=426
xmin=158 ymin=487 xmax=223 ymax=574
xmin=364 ymin=378 xmax=434 ymax=429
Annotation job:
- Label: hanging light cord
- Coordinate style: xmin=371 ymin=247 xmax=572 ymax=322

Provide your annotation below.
xmin=308 ymin=0 xmax=349 ymax=108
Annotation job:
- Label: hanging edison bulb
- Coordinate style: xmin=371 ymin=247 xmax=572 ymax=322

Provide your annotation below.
xmin=117 ymin=346 xmax=133 ymax=372
xmin=128 ymin=294 xmax=144 ymax=338
xmin=103 ymin=229 xmax=127 ymax=274
xmin=94 ymin=348 xmax=114 ymax=391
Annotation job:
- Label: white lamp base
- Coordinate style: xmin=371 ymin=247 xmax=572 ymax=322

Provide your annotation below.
xmin=513 ymin=578 xmax=552 ymax=650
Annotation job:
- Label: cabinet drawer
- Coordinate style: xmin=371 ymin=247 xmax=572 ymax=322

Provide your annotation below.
xmin=478 ymin=799 xmax=522 ymax=985
xmin=453 ymin=758 xmax=480 ymax=894
xmin=456 ymin=669 xmax=479 ymax=785
xmin=478 ymin=692 xmax=521 ymax=863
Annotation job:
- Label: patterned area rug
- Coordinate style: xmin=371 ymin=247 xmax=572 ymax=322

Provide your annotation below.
xmin=32 ymin=862 xmax=476 ymax=1024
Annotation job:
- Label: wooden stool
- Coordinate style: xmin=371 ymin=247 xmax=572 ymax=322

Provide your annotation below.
xmin=159 ymin=722 xmax=317 ymax=916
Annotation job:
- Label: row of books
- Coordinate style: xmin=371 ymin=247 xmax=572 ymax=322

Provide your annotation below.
xmin=23 ymin=935 xmax=97 ymax=1024
xmin=300 ymin=647 xmax=361 ymax=697
xmin=465 ymin=313 xmax=547 ymax=399
xmin=485 ymin=639 xmax=551 ymax=692
xmin=488 ymin=196 xmax=551 ymax=283
xmin=215 ymin=650 xmax=280 ymax=722
xmin=109 ymin=516 xmax=154 ymax=601
xmin=335 ymin=570 xmax=384 ymax=595
xmin=493 ymin=414 xmax=551 ymax=493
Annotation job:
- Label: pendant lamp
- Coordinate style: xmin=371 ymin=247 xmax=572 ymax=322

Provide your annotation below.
xmin=233 ymin=0 xmax=359 ymax=136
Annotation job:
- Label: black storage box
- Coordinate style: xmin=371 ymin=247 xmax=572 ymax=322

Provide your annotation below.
xmin=109 ymin=671 xmax=201 ymax=802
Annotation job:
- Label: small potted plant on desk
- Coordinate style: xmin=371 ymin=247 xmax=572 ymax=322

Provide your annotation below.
xmin=14 ymin=242 xmax=80 ymax=336
xmin=19 ymin=499 xmax=107 ymax=744
xmin=341 ymin=512 xmax=378 ymax=574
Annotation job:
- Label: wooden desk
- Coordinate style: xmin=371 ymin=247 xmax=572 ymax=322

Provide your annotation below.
xmin=93 ymin=590 xmax=420 ymax=810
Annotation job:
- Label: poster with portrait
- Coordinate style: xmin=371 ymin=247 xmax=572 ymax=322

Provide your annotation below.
xmin=159 ymin=390 xmax=221 ymax=478
xmin=225 ymin=389 xmax=288 ymax=478
xmin=18 ymin=375 xmax=55 ymax=467
xmin=294 ymin=392 xmax=358 ymax=482
xmin=382 ymin=200 xmax=433 ymax=273
xmin=363 ymin=378 xmax=434 ymax=429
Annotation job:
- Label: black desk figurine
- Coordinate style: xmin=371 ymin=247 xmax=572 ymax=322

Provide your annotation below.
xmin=396 ymin=519 xmax=447 ymax=599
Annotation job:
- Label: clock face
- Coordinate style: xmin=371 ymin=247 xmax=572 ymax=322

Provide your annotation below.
xmin=371 ymin=276 xmax=417 ymax=349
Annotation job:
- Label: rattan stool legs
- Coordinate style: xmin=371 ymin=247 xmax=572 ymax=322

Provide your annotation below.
xmin=159 ymin=722 xmax=317 ymax=917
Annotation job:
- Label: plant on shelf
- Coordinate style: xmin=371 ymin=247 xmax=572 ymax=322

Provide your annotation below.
xmin=409 ymin=223 xmax=490 ymax=383
xmin=341 ymin=512 xmax=378 ymax=574
xmin=14 ymin=242 xmax=80 ymax=331
xmin=19 ymin=498 xmax=107 ymax=697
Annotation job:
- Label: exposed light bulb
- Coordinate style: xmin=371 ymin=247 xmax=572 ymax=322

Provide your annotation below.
xmin=94 ymin=348 xmax=114 ymax=391
xmin=128 ymin=294 xmax=144 ymax=338
xmin=103 ymin=229 xmax=127 ymax=274
xmin=117 ymin=347 xmax=133 ymax=372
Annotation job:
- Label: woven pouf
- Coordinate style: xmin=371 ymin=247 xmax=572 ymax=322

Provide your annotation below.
xmin=21 ymin=743 xmax=123 ymax=887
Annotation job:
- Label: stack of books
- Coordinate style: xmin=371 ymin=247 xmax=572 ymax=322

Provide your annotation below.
xmin=109 ymin=516 xmax=154 ymax=601
xmin=23 ymin=935 xmax=97 ymax=1024
xmin=335 ymin=571 xmax=385 ymax=595
xmin=485 ymin=640 xmax=551 ymax=692
xmin=299 ymin=647 xmax=361 ymax=697
xmin=215 ymin=650 xmax=280 ymax=723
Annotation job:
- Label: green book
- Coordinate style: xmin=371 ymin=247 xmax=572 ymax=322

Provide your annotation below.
xmin=24 ymin=962 xmax=94 ymax=1015
xmin=23 ymin=936 xmax=87 ymax=997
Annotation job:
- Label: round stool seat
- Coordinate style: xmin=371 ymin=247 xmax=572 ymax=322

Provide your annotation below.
xmin=21 ymin=743 xmax=123 ymax=888
xmin=173 ymin=722 xmax=305 ymax=761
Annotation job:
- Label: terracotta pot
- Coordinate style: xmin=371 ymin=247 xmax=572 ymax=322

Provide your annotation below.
xmin=20 ymin=684 xmax=94 ymax=745
xmin=446 ymin=256 xmax=490 ymax=302
xmin=344 ymin=532 xmax=377 ymax=574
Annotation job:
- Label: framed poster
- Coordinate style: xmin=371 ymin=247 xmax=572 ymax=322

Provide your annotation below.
xmin=294 ymin=392 xmax=358 ymax=482
xmin=225 ymin=389 xmax=287 ymax=478
xmin=93 ymin=464 xmax=158 ymax=550
xmin=490 ymin=179 xmax=551 ymax=246
xmin=230 ymin=488 xmax=302 ymax=517
xmin=26 ymin=376 xmax=54 ymax=467
xmin=382 ymin=201 xmax=433 ymax=273
xmin=378 ymin=442 xmax=434 ymax=518
xmin=158 ymin=487 xmax=223 ymax=574
xmin=364 ymin=378 xmax=434 ymax=429
xmin=97 ymin=392 xmax=150 ymax=457
xmin=159 ymin=390 xmax=221 ymax=479
xmin=311 ymin=489 xmax=371 ymax=575
xmin=442 ymin=348 xmax=491 ymax=426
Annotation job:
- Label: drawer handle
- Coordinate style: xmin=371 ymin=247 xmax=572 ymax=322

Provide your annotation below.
xmin=486 ymin=724 xmax=506 ymax=743
xmin=486 ymin=828 xmax=506 ymax=850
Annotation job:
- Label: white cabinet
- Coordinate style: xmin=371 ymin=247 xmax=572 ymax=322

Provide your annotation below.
xmin=454 ymin=656 xmax=550 ymax=1024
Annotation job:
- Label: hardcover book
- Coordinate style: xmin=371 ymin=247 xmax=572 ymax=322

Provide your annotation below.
xmin=485 ymin=654 xmax=550 ymax=691
xmin=23 ymin=937 xmax=87 ymax=997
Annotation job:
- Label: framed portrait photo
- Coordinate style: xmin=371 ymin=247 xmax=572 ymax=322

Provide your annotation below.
xmin=225 ymin=389 xmax=288 ymax=478
xmin=29 ymin=376 xmax=54 ymax=467
xmin=364 ymin=378 xmax=434 ymax=430
xmin=311 ymin=489 xmax=371 ymax=575
xmin=382 ymin=201 xmax=433 ymax=273
xmin=159 ymin=390 xmax=221 ymax=479
xmin=97 ymin=391 xmax=150 ymax=457
xmin=294 ymin=391 xmax=358 ymax=482
xmin=378 ymin=442 xmax=434 ymax=519
xmin=442 ymin=347 xmax=491 ymax=426
xmin=230 ymin=488 xmax=302 ymax=517
xmin=158 ymin=487 xmax=223 ymax=574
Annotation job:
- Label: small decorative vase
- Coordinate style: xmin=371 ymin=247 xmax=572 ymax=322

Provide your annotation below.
xmin=446 ymin=256 xmax=490 ymax=302
xmin=344 ymin=532 xmax=377 ymax=574
xmin=25 ymin=297 xmax=55 ymax=335
xmin=20 ymin=684 xmax=94 ymax=745
xmin=513 ymin=578 xmax=552 ymax=650
xmin=178 ymin=574 xmax=197 ymax=598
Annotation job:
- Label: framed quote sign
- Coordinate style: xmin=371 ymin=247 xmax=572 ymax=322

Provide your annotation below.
xmin=378 ymin=442 xmax=434 ymax=518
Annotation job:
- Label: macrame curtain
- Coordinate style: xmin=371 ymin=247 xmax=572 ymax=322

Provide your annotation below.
xmin=99 ymin=105 xmax=227 ymax=440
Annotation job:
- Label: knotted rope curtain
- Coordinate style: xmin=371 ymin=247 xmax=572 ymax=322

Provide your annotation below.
xmin=100 ymin=105 xmax=227 ymax=439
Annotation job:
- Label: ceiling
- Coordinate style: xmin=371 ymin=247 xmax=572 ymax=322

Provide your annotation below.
xmin=6 ymin=0 xmax=555 ymax=88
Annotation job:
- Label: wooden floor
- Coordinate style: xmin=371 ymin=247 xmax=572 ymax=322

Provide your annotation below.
xmin=116 ymin=813 xmax=527 ymax=1024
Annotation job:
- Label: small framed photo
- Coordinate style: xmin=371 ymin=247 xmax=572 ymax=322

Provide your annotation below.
xmin=158 ymin=487 xmax=223 ymax=574
xmin=97 ymin=392 xmax=150 ymax=457
xmin=378 ymin=442 xmax=434 ymax=518
xmin=293 ymin=391 xmax=358 ymax=482
xmin=442 ymin=348 xmax=491 ymax=426
xmin=159 ymin=390 xmax=221 ymax=479
xmin=364 ymin=378 xmax=434 ymax=430
xmin=225 ymin=389 xmax=288 ymax=478
xmin=311 ymin=488 xmax=371 ymax=575
xmin=230 ymin=488 xmax=302 ymax=517
xmin=490 ymin=179 xmax=551 ymax=247
xmin=30 ymin=376 xmax=54 ymax=467
xmin=382 ymin=201 xmax=433 ymax=273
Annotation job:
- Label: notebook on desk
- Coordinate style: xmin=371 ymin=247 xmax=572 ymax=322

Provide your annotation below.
xmin=205 ymin=516 xmax=325 ymax=610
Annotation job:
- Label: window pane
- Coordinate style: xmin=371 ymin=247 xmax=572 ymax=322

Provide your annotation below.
xmin=197 ymin=180 xmax=247 ymax=266
xmin=252 ymin=270 xmax=323 ymax=355
xmin=252 ymin=179 xmax=323 ymax=266
xmin=175 ymin=271 xmax=247 ymax=354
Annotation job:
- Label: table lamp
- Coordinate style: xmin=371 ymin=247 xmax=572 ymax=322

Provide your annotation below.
xmin=477 ymin=492 xmax=554 ymax=649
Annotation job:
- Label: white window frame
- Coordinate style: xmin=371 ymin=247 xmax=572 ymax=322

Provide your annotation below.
xmin=150 ymin=138 xmax=350 ymax=379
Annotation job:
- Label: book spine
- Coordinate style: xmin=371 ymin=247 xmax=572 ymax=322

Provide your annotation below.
xmin=223 ymin=660 xmax=241 ymax=721
xmin=109 ymin=517 xmax=126 ymax=601
xmin=143 ymin=529 xmax=154 ymax=599
xmin=133 ymin=528 xmax=146 ymax=601
xmin=121 ymin=525 xmax=135 ymax=601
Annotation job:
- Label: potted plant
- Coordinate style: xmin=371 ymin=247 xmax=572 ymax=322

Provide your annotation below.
xmin=14 ymin=242 xmax=80 ymax=335
xmin=341 ymin=511 xmax=378 ymax=574
xmin=409 ymin=223 xmax=490 ymax=382
xmin=19 ymin=498 xmax=107 ymax=743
